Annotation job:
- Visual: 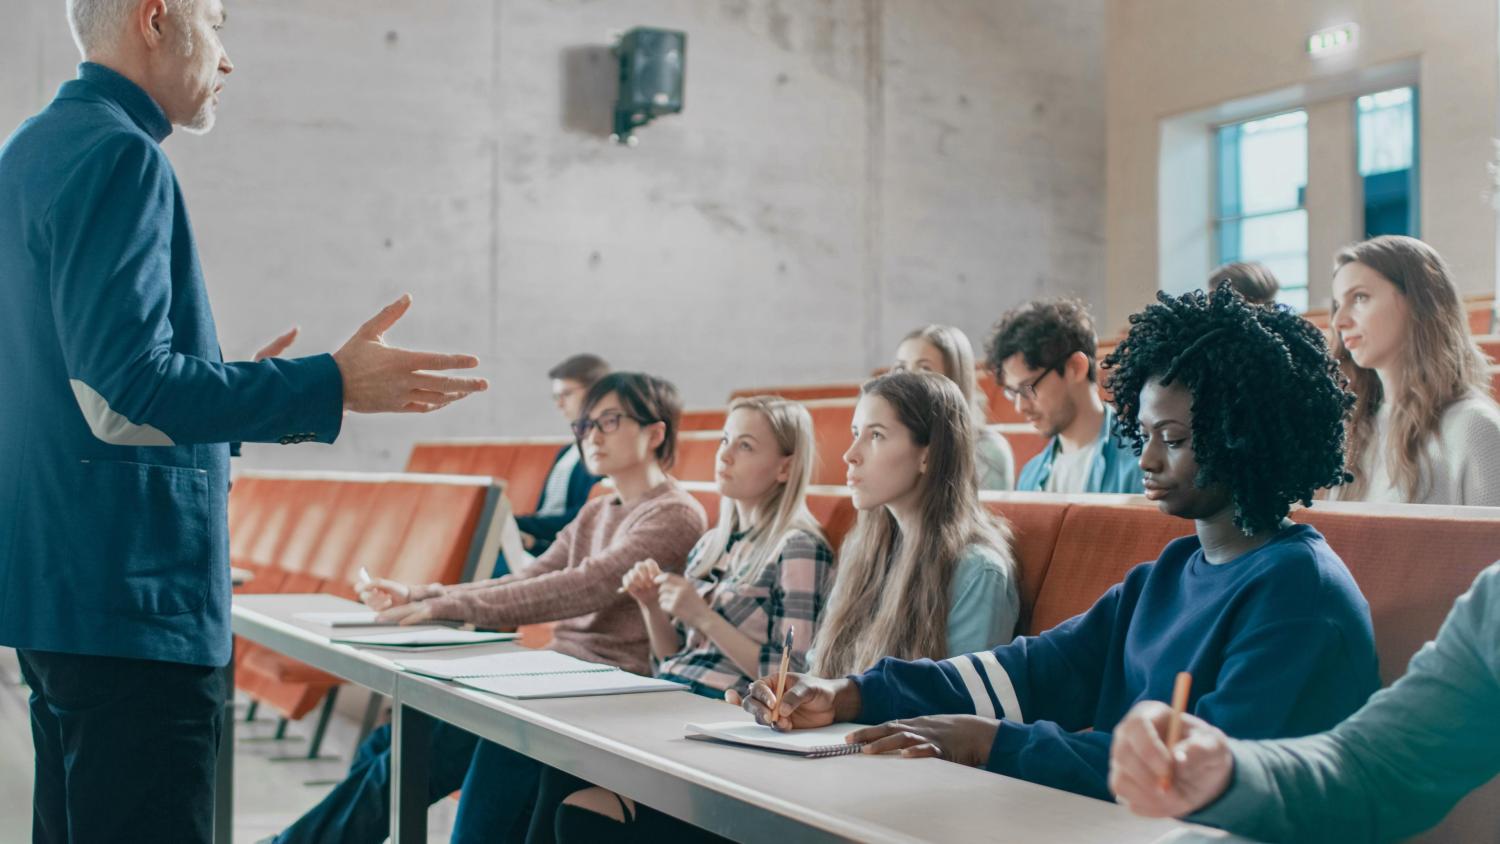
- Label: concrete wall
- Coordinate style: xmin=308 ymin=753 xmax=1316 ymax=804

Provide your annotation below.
xmin=0 ymin=0 xmax=1107 ymax=471
xmin=1105 ymin=0 xmax=1499 ymax=335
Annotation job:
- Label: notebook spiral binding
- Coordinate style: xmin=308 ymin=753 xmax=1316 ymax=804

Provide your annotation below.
xmin=805 ymin=742 xmax=866 ymax=758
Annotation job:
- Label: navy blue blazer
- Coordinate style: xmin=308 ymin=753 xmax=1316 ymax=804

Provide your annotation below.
xmin=0 ymin=64 xmax=343 ymax=667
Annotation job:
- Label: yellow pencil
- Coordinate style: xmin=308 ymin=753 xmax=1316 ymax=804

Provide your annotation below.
xmin=1160 ymin=671 xmax=1193 ymax=790
xmin=771 ymin=626 xmax=794 ymax=719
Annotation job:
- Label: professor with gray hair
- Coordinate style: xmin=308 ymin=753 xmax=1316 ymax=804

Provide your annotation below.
xmin=0 ymin=1 xmax=489 ymax=840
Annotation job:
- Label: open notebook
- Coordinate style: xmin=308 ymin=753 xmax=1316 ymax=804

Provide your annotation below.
xmin=394 ymin=650 xmax=610 ymax=680
xmin=331 ymin=628 xmax=518 ymax=650
xmin=395 ymin=649 xmax=686 ymax=699
xmin=684 ymin=721 xmax=867 ymax=758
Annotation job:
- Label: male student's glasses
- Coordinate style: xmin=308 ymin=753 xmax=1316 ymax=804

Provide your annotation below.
xmin=1002 ymin=366 xmax=1061 ymax=403
xmin=571 ymin=410 xmax=655 ymax=439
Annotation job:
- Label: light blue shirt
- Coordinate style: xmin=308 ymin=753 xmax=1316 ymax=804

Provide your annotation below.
xmin=947 ymin=543 xmax=1020 ymax=654
xmin=1016 ymin=405 xmax=1144 ymax=494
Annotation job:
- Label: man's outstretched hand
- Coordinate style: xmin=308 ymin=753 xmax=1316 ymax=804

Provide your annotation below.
xmin=333 ymin=294 xmax=488 ymax=414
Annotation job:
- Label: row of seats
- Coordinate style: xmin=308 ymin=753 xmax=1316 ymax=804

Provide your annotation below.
xmin=227 ymin=471 xmax=499 ymax=752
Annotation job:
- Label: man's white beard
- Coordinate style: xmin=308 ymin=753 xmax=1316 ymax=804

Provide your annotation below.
xmin=181 ymin=101 xmax=216 ymax=135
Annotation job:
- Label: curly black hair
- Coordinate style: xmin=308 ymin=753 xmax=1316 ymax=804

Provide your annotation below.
xmin=1102 ymin=285 xmax=1353 ymax=534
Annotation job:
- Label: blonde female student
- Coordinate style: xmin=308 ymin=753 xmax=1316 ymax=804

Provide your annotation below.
xmin=544 ymin=371 xmax=1022 ymax=842
xmin=453 ymin=396 xmax=835 ymax=843
xmin=893 ymin=324 xmax=1016 ymax=490
xmin=1328 ymin=235 xmax=1500 ymax=505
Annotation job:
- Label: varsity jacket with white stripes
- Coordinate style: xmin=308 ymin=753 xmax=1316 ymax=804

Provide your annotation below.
xmin=850 ymin=524 xmax=1381 ymax=801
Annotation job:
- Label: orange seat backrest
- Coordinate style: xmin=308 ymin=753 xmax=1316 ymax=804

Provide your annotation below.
xmin=1474 ymin=334 xmax=1498 ymax=364
xmin=405 ymin=443 xmax=480 ymax=474
xmin=459 ymin=444 xmax=518 ymax=479
xmin=983 ymin=499 xmax=1069 ymax=630
xmin=388 ymin=481 xmax=491 ymax=585
xmin=729 ymin=384 xmax=862 ymax=402
xmin=330 ymin=480 xmax=426 ymax=598
xmin=290 ymin=482 xmax=381 ymax=593
xmin=673 ymin=433 xmax=721 ymax=483
xmin=1467 ymin=302 xmax=1494 ymax=335
xmin=680 ymin=409 xmax=728 ymax=432
xmin=805 ymin=401 xmax=856 ymax=487
xmin=1027 ymin=502 xmax=1183 ymax=635
xmin=1293 ymin=507 xmax=1498 ymax=685
xmin=504 ymin=443 xmax=566 ymax=513
xmin=683 ymin=486 xmax=722 ymax=529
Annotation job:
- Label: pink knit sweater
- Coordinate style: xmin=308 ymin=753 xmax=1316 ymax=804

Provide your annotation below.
xmin=422 ymin=479 xmax=707 ymax=675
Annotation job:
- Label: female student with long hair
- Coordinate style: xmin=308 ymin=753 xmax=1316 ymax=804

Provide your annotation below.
xmin=270 ymin=372 xmax=707 ymax=844
xmin=893 ymin=324 xmax=1016 ymax=490
xmin=1328 ymin=235 xmax=1500 ymax=505
xmin=545 ymin=371 xmax=1021 ymax=842
xmin=463 ymin=396 xmax=837 ymax=843
xmin=736 ymin=286 xmax=1379 ymax=806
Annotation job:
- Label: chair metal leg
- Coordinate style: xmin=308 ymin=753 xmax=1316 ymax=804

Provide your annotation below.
xmin=305 ymin=686 xmax=340 ymax=759
xmin=358 ymin=691 xmax=383 ymax=746
xmin=244 ymin=700 xmax=259 ymax=723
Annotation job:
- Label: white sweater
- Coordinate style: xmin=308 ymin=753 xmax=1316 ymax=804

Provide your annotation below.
xmin=1331 ymin=390 xmax=1500 ymax=506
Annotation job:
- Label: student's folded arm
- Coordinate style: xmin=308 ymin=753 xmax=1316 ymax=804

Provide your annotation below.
xmin=855 ymin=583 xmax=1125 ymax=728
xmin=1191 ymin=567 xmax=1500 ymax=844
xmin=49 ymin=134 xmax=342 ymax=448
xmin=424 ymin=503 xmax=696 ymax=629
xmin=513 ymin=508 xmax=581 ymax=544
xmin=440 ymin=518 xmax=576 ymax=596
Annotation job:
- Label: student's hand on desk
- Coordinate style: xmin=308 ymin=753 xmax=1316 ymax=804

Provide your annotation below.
xmin=358 ymin=578 xmax=412 ymax=611
xmin=375 ymin=600 xmax=437 ymax=626
xmin=653 ymin=572 xmax=710 ymax=626
xmin=620 ymin=559 xmax=663 ymax=605
xmin=846 ymin=715 xmax=998 ymax=766
xmin=1109 ymin=701 xmax=1232 ymax=818
xmin=731 ymin=674 xmax=859 ymax=732
xmin=333 ymin=293 xmax=489 ymax=414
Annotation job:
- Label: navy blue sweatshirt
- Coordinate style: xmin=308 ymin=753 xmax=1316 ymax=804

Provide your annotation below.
xmin=852 ymin=524 xmax=1380 ymax=801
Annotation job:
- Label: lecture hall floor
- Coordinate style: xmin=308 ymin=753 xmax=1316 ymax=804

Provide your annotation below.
xmin=0 ymin=648 xmax=455 ymax=843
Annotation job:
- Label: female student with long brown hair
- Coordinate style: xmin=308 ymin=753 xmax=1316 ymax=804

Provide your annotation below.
xmin=1328 ymin=235 xmax=1500 ymax=505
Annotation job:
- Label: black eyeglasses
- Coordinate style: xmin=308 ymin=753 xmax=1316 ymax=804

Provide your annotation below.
xmin=1002 ymin=367 xmax=1059 ymax=403
xmin=571 ymin=409 xmax=654 ymax=439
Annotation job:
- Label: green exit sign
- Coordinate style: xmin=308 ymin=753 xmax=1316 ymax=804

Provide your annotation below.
xmin=1307 ymin=23 xmax=1358 ymax=56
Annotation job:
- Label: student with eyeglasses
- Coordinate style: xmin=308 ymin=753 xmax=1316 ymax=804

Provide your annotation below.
xmin=266 ymin=372 xmax=707 ymax=844
xmin=986 ymin=298 xmax=1143 ymax=494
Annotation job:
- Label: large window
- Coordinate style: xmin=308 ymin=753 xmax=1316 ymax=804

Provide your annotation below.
xmin=1357 ymin=86 xmax=1418 ymax=238
xmin=1214 ymin=110 xmax=1310 ymax=311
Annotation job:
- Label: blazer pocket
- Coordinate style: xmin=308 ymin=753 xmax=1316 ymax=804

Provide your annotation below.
xmin=69 ymin=459 xmax=212 ymax=616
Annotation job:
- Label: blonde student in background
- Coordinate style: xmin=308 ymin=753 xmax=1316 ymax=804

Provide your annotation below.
xmin=893 ymin=324 xmax=1016 ymax=490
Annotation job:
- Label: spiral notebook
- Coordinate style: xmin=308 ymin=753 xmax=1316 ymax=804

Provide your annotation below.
xmin=684 ymin=721 xmax=867 ymax=758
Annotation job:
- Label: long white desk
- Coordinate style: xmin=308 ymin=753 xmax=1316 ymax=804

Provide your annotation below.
xmin=226 ymin=595 xmax=1242 ymax=844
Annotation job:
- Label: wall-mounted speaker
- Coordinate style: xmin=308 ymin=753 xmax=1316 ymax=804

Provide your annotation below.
xmin=611 ymin=27 xmax=686 ymax=145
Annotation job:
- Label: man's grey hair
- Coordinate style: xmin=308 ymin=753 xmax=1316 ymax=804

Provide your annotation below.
xmin=67 ymin=0 xmax=192 ymax=56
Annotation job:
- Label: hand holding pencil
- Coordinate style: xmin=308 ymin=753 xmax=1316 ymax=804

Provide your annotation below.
xmin=1107 ymin=678 xmax=1235 ymax=819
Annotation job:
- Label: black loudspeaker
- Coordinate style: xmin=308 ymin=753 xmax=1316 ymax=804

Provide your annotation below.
xmin=611 ymin=27 xmax=686 ymax=144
